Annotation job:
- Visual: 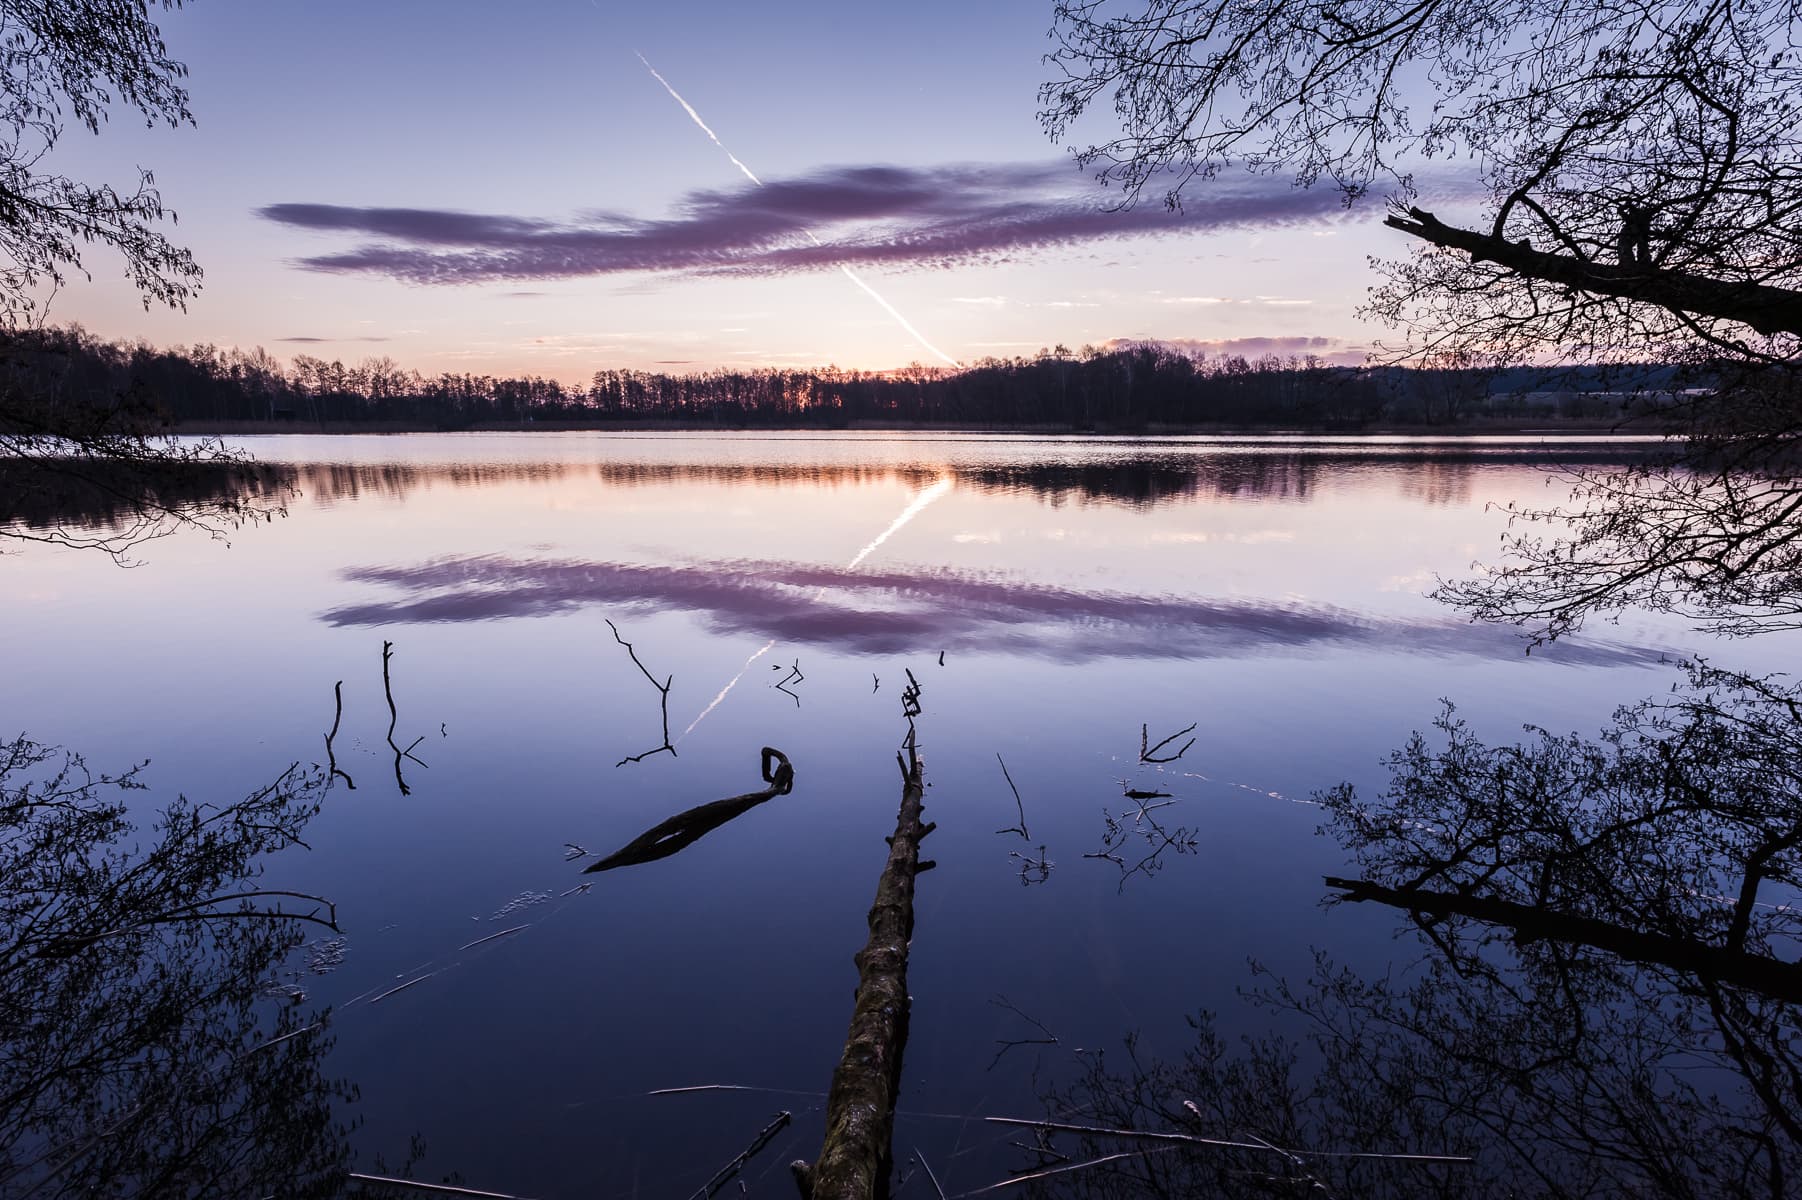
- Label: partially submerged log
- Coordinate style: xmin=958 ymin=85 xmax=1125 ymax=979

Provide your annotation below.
xmin=792 ymin=742 xmax=936 ymax=1200
xmin=582 ymin=748 xmax=794 ymax=874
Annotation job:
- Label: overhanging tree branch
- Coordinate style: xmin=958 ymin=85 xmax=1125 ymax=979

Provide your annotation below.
xmin=1386 ymin=206 xmax=1802 ymax=337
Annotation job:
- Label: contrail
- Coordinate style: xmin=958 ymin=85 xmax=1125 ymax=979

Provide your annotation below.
xmin=679 ymin=474 xmax=955 ymax=740
xmin=635 ymin=52 xmax=961 ymax=369
xmin=637 ymin=53 xmax=763 ymax=187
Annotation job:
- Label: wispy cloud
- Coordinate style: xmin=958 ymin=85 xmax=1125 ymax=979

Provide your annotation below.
xmin=1099 ymin=335 xmax=1370 ymax=365
xmin=276 ymin=335 xmax=392 ymax=344
xmin=258 ymin=162 xmax=1358 ymax=286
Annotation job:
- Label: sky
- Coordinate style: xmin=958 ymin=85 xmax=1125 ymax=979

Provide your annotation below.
xmin=45 ymin=0 xmax=1419 ymax=382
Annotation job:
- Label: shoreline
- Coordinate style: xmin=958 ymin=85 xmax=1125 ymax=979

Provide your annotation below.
xmin=171 ymin=417 xmax=1645 ymax=438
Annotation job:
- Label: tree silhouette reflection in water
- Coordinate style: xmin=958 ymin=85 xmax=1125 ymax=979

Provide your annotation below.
xmin=0 ymin=738 xmax=355 ymax=1199
xmin=1008 ymin=663 xmax=1802 ymax=1198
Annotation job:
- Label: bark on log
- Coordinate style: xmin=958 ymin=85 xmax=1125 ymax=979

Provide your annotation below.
xmin=792 ymin=747 xmax=933 ymax=1200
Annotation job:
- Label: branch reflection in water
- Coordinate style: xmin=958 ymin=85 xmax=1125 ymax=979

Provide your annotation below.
xmin=1000 ymin=662 xmax=1802 ymax=1197
xmin=0 ymin=737 xmax=353 ymax=1199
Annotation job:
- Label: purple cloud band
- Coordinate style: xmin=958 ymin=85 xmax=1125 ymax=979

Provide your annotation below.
xmin=321 ymin=554 xmax=1661 ymax=667
xmin=259 ymin=162 xmax=1355 ymax=285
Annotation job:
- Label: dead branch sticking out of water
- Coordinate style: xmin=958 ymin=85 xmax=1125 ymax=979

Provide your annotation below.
xmin=345 ymin=1172 xmax=535 ymax=1198
xmin=382 ymin=642 xmax=428 ymax=795
xmin=608 ymin=619 xmax=676 ymax=767
xmin=791 ymin=731 xmax=935 ymax=1200
xmin=581 ymin=748 xmax=795 ymax=874
xmin=1084 ymin=799 xmax=1198 ymax=893
xmin=776 ymin=660 xmax=806 ymax=706
xmin=324 ymin=680 xmax=355 ymax=790
xmin=1008 ymin=846 xmax=1052 ymax=885
xmin=994 ymin=754 xmax=1029 ymax=840
xmin=692 ymin=1111 xmax=794 ymax=1200
xmin=981 ymin=1116 xmax=1474 ymax=1162
xmin=1140 ymin=722 xmax=1196 ymax=764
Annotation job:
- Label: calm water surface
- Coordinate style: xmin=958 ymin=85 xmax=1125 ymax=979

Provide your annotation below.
xmin=5 ymin=432 xmax=1794 ymax=1196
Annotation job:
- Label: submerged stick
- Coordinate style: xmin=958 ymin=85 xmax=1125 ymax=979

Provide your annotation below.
xmin=792 ymin=739 xmax=935 ymax=1200
xmin=346 ymin=1174 xmax=534 ymax=1199
xmin=582 ymin=748 xmax=794 ymax=874
xmin=691 ymin=1111 xmax=794 ymax=1200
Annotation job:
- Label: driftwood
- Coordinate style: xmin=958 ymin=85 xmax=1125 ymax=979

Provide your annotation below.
xmin=792 ymin=738 xmax=935 ymax=1200
xmin=581 ymin=748 xmax=794 ymax=874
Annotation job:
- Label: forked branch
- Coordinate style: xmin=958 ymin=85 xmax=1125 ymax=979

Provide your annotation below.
xmin=608 ymin=618 xmax=676 ymax=767
xmin=1141 ymin=722 xmax=1196 ymax=763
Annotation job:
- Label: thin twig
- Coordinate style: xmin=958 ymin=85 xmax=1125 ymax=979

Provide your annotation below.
xmin=995 ymin=753 xmax=1029 ymax=840
xmin=981 ymin=1116 xmax=1475 ymax=1162
xmin=608 ymin=618 xmax=676 ymax=767
xmin=688 ymin=1111 xmax=792 ymax=1200
xmin=646 ymin=1083 xmax=826 ymax=1099
xmin=987 ymin=994 xmax=1060 ymax=1069
xmin=382 ymin=641 xmax=411 ymax=796
xmin=953 ymin=1147 xmax=1181 ymax=1196
xmin=366 ymin=970 xmax=440 ymax=1005
xmin=775 ymin=659 xmax=805 ymax=706
xmin=346 ymin=1174 xmax=535 ymax=1199
xmin=915 ymin=1147 xmax=948 ymax=1200
xmin=458 ymin=924 xmax=529 ymax=951
xmin=1141 ymin=721 xmax=1197 ymax=763
xmin=324 ymin=679 xmax=355 ymax=790
xmin=1007 ymin=845 xmax=1053 ymax=886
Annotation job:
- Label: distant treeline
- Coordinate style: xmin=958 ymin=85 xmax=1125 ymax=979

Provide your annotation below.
xmin=0 ymin=325 xmax=1675 ymax=431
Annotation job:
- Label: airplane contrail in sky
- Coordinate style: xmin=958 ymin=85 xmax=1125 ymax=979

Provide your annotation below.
xmin=636 ymin=52 xmax=962 ymax=369
xmin=679 ymin=474 xmax=955 ymax=740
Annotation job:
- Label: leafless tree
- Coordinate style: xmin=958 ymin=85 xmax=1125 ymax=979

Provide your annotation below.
xmin=0 ymin=6 xmax=287 ymax=562
xmin=1042 ymin=0 xmax=1802 ymax=642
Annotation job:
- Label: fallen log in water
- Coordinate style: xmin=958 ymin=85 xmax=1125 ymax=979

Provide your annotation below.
xmin=582 ymin=748 xmax=794 ymax=874
xmin=792 ymin=739 xmax=936 ymax=1200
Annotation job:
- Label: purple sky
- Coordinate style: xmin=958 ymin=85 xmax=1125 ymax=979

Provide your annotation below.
xmin=43 ymin=0 xmax=1437 ymax=381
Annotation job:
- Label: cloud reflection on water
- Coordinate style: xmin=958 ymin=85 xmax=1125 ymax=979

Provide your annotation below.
xmin=323 ymin=554 xmax=1662 ymax=666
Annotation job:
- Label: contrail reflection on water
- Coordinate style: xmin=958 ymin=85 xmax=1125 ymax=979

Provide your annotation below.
xmin=678 ymin=474 xmax=954 ymax=739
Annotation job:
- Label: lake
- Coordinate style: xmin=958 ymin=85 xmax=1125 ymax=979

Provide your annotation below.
xmin=4 ymin=431 xmax=1798 ymax=1198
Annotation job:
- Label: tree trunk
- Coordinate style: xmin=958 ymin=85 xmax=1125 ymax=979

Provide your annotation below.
xmin=793 ymin=747 xmax=936 ymax=1200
